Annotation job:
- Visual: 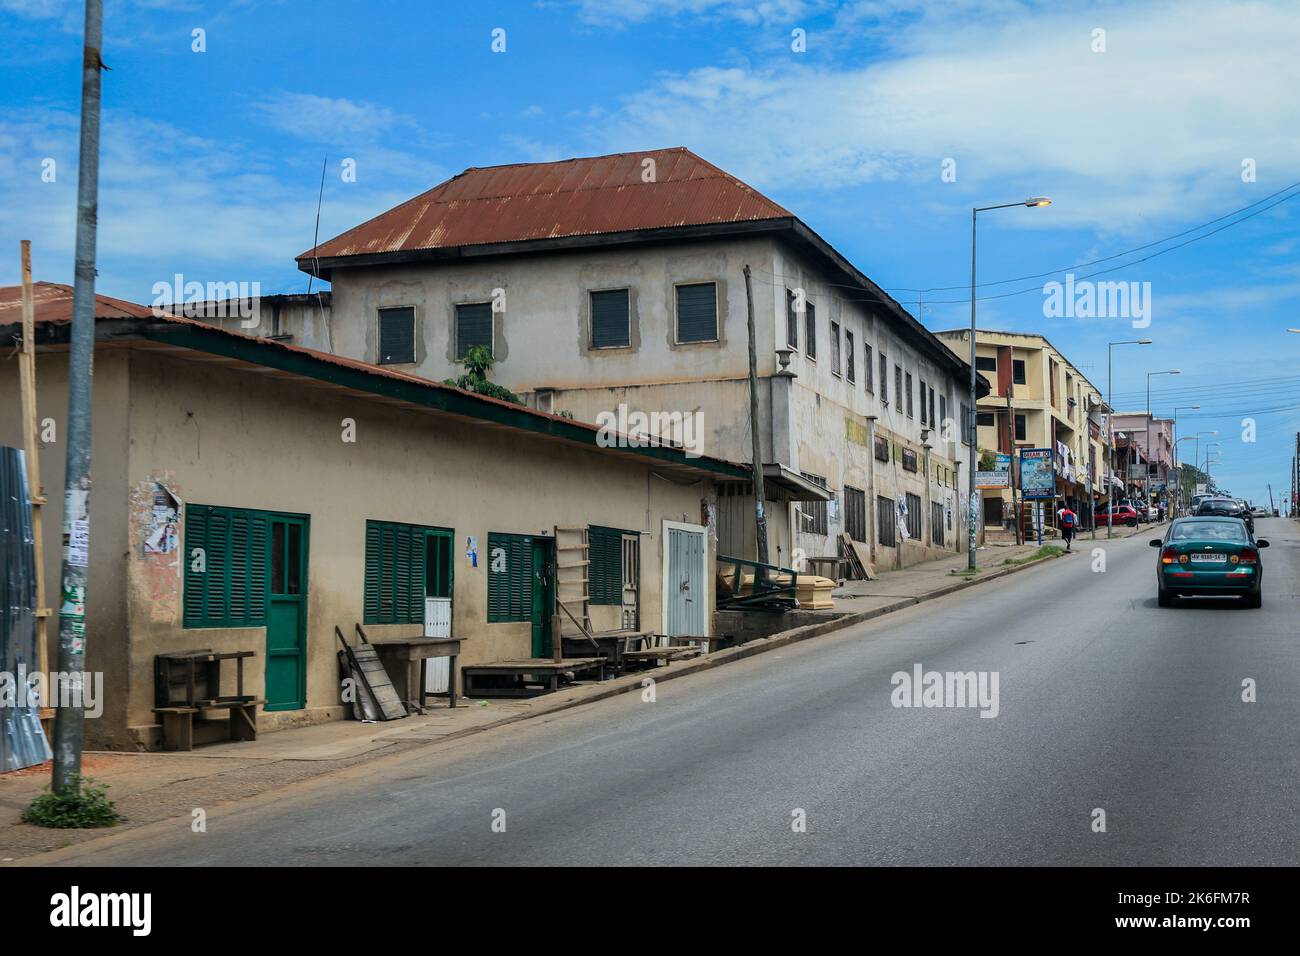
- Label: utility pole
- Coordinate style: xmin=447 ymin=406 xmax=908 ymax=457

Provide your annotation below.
xmin=1006 ymin=387 xmax=1021 ymax=545
xmin=52 ymin=0 xmax=104 ymax=795
xmin=743 ymin=265 xmax=769 ymax=582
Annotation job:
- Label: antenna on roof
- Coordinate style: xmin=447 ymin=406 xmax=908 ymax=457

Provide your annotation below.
xmin=307 ymin=154 xmax=327 ymax=297
xmin=307 ymin=154 xmax=331 ymax=350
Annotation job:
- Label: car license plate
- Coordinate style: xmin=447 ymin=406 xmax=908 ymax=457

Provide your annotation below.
xmin=1193 ymin=553 xmax=1227 ymax=563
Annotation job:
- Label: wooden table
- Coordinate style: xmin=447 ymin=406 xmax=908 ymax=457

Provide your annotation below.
xmin=369 ymin=636 xmax=462 ymax=713
xmin=803 ymin=556 xmax=848 ymax=579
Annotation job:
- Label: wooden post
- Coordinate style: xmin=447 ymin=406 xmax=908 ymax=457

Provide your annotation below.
xmin=18 ymin=241 xmax=52 ymax=728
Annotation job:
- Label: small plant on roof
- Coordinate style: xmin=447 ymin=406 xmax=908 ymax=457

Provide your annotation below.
xmin=444 ymin=344 xmax=523 ymax=405
xmin=23 ymin=774 xmax=121 ymax=828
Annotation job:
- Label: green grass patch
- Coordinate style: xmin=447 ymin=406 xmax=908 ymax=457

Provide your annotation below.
xmin=1002 ymin=545 xmax=1064 ymax=566
xmin=23 ymin=775 xmax=121 ymax=829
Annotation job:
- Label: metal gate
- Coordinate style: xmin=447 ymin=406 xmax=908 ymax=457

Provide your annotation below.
xmin=664 ymin=522 xmax=707 ymax=637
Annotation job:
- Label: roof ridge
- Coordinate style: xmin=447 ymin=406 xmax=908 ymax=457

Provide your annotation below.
xmin=458 ymin=145 xmax=692 ymax=175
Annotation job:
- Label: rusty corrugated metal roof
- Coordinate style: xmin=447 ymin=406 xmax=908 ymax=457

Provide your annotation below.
xmin=297 ymin=147 xmax=794 ymax=264
xmin=0 ymin=281 xmax=155 ymax=325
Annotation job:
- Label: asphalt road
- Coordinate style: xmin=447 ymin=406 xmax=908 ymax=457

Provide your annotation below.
xmin=58 ymin=519 xmax=1300 ymax=866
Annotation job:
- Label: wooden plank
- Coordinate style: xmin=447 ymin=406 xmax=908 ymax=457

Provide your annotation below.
xmin=18 ymin=241 xmax=50 ymax=683
xmin=840 ymin=532 xmax=875 ymax=580
xmin=336 ymin=625 xmax=407 ymax=720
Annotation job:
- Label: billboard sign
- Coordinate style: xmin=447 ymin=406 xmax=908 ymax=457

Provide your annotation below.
xmin=1019 ymin=448 xmax=1055 ymax=499
xmin=976 ymin=452 xmax=1011 ymax=489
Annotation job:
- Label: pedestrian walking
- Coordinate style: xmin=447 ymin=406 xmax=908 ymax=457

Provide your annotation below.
xmin=1157 ymin=499 xmax=1167 ymax=523
xmin=1057 ymin=503 xmax=1078 ymax=552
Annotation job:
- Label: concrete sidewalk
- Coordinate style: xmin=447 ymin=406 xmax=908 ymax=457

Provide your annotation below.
xmin=0 ymin=519 xmax=1158 ymax=863
xmin=832 ymin=521 xmax=1151 ymax=613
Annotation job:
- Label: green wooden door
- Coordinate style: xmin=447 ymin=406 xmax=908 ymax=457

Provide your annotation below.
xmin=530 ymin=538 xmax=554 ymax=658
xmin=266 ymin=514 xmax=308 ymax=710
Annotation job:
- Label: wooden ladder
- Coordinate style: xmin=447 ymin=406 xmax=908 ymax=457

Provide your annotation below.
xmin=553 ymin=526 xmax=596 ymax=654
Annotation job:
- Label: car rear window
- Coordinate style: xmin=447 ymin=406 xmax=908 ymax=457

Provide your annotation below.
xmin=1172 ymin=520 xmax=1247 ymax=541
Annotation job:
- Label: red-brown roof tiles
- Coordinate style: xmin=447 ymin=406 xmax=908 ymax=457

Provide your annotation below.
xmin=297 ymin=147 xmax=793 ymax=263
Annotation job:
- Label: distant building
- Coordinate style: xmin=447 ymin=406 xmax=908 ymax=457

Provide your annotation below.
xmin=934 ymin=329 xmax=1106 ymax=531
xmin=1111 ymin=412 xmax=1175 ymax=498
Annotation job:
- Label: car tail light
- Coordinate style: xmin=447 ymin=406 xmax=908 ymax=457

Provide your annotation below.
xmin=1161 ymin=548 xmax=1178 ymax=564
xmin=1239 ymin=549 xmax=1258 ymax=565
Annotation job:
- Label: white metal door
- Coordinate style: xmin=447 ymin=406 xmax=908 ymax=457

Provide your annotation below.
xmin=663 ymin=522 xmax=707 ymax=637
xmin=423 ymin=597 xmax=451 ymax=693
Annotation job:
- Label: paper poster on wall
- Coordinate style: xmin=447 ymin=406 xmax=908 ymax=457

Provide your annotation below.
xmin=466 ymin=535 xmax=478 ymax=568
xmin=143 ymin=485 xmax=181 ymax=554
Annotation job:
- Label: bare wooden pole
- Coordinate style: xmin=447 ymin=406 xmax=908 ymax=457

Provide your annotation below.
xmin=18 ymin=242 xmax=52 ymax=700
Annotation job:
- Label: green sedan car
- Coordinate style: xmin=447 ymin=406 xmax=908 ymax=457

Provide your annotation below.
xmin=1150 ymin=517 xmax=1269 ymax=608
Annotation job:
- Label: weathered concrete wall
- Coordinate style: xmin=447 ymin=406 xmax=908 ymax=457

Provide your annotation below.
xmin=0 ymin=350 xmax=134 ymax=748
xmin=8 ymin=348 xmax=714 ymax=748
xmin=327 ymin=236 xmax=780 ymax=393
xmin=118 ymin=349 xmax=714 ymax=744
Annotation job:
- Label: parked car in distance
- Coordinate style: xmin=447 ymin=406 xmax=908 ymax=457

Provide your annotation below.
xmin=1150 ymin=516 xmax=1268 ymax=608
xmin=1250 ymin=506 xmax=1269 ymax=518
xmin=1119 ymin=497 xmax=1157 ymax=522
xmin=1194 ymin=496 xmax=1253 ymax=534
xmin=1097 ymin=504 xmax=1140 ymax=527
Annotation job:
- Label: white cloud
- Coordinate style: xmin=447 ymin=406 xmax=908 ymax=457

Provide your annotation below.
xmin=255 ymin=92 xmax=413 ymax=141
xmin=0 ymin=107 xmax=448 ymax=298
xmin=0 ymin=0 xmax=66 ymax=17
xmin=590 ymin=0 xmax=1300 ymax=231
xmin=569 ymin=0 xmax=825 ymax=27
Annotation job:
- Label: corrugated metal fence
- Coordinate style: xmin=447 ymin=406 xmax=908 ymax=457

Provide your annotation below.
xmin=1 ymin=445 xmax=52 ymax=771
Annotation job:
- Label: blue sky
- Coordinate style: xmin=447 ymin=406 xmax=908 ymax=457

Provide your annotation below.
xmin=2 ymin=0 xmax=1299 ymax=504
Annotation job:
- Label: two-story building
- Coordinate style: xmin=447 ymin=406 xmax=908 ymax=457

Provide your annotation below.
xmin=291 ymin=148 xmax=985 ymax=571
xmin=1111 ymin=412 xmax=1175 ymax=502
xmin=935 ymin=329 xmax=1106 ymax=533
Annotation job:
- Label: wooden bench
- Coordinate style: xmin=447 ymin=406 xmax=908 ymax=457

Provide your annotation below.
xmin=154 ymin=699 xmax=264 ymax=752
xmin=622 ymin=645 xmax=703 ymax=667
xmin=560 ymin=630 xmax=653 ymax=675
xmin=461 ymin=658 xmax=606 ymax=698
xmin=154 ymin=649 xmax=262 ymax=751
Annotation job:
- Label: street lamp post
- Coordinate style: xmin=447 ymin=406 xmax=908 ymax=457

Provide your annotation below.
xmin=1202 ymin=442 xmax=1223 ymax=487
xmin=1175 ymin=430 xmax=1214 ymax=509
xmin=966 ymin=196 xmax=1051 ymax=570
xmin=1106 ymin=339 xmax=1152 ymax=538
xmin=1171 ymin=405 xmax=1200 ymax=515
xmin=1146 ymin=369 xmax=1179 ymax=516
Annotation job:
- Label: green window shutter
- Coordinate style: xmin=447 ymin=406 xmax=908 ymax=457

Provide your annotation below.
xmin=364 ymin=522 xmax=383 ymax=621
xmin=456 ymin=303 xmax=494 ymax=359
xmin=588 ymin=526 xmax=625 ymax=605
xmin=183 ymin=504 xmax=271 ymax=628
xmin=590 ymin=289 xmax=630 ymax=348
xmin=229 ymin=511 xmax=252 ymax=621
xmin=377 ymin=307 xmax=415 ymax=365
xmin=246 ymin=513 xmax=268 ymax=622
xmin=183 ymin=507 xmax=209 ymax=626
xmin=488 ymin=532 xmax=533 ymax=623
xmin=364 ymin=520 xmax=445 ymax=625
xmin=205 ymin=509 xmax=229 ymax=623
xmin=675 ymin=283 xmax=717 ymax=343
